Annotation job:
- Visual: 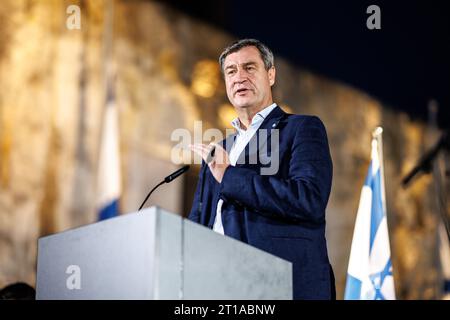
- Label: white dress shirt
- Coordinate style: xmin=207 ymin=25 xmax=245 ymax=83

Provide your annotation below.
xmin=213 ymin=103 xmax=277 ymax=234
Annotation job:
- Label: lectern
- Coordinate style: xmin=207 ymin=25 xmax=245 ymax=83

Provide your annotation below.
xmin=36 ymin=206 xmax=292 ymax=299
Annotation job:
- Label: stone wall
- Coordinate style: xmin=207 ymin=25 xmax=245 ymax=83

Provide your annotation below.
xmin=0 ymin=0 xmax=446 ymax=299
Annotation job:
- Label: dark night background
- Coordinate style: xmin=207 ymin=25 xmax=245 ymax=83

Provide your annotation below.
xmin=163 ymin=0 xmax=450 ymax=128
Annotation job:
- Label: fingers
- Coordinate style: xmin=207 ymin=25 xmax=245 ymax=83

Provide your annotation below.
xmin=189 ymin=143 xmax=216 ymax=163
xmin=210 ymin=143 xmax=228 ymax=165
xmin=189 ymin=143 xmax=230 ymax=167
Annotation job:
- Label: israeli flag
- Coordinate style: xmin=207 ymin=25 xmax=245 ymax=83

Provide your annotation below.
xmin=345 ymin=128 xmax=396 ymax=300
xmin=96 ymin=88 xmax=121 ymax=221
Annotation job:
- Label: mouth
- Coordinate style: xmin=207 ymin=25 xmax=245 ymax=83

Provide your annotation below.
xmin=235 ymin=88 xmax=251 ymax=96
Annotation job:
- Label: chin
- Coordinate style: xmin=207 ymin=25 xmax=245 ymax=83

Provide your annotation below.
xmin=233 ymin=99 xmax=255 ymax=109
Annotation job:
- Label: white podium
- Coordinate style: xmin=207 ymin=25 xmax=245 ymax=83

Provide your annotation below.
xmin=36 ymin=206 xmax=292 ymax=300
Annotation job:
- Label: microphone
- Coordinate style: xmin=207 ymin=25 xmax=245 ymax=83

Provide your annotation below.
xmin=198 ymin=162 xmax=208 ymax=215
xmin=138 ymin=165 xmax=190 ymax=211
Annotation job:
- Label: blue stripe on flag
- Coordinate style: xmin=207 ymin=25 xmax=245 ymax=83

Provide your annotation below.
xmin=364 ymin=162 xmax=373 ymax=187
xmin=369 ymin=168 xmax=384 ymax=254
xmin=99 ymin=199 xmax=119 ymax=221
xmin=344 ymin=274 xmax=362 ymax=300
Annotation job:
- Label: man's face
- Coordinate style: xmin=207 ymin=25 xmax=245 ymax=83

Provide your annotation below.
xmin=223 ymin=46 xmax=275 ymax=110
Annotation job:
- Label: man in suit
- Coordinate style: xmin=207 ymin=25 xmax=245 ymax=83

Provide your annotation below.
xmin=189 ymin=39 xmax=335 ymax=300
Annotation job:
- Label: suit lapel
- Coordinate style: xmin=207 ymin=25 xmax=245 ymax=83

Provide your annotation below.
xmin=234 ymin=105 xmax=288 ymax=166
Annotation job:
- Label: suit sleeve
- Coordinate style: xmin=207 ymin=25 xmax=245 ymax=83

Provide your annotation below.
xmin=219 ymin=116 xmax=332 ymax=224
xmin=187 ymin=161 xmax=206 ymax=223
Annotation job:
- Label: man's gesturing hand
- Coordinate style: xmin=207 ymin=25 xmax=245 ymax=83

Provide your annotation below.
xmin=189 ymin=143 xmax=230 ymax=183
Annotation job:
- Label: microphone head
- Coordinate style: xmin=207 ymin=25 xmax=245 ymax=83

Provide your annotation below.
xmin=164 ymin=165 xmax=190 ymax=183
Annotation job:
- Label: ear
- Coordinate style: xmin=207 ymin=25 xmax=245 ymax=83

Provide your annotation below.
xmin=268 ymin=66 xmax=276 ymax=86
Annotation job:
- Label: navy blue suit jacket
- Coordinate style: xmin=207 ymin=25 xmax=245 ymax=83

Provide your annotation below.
xmin=188 ymin=106 xmax=335 ymax=299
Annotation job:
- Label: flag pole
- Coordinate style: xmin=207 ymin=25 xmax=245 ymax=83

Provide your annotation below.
xmin=372 ymin=127 xmax=387 ymax=216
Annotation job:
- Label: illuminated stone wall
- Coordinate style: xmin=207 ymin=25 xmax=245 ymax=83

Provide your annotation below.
xmin=0 ymin=0 xmax=446 ymax=299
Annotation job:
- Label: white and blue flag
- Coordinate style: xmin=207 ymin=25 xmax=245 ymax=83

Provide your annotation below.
xmin=96 ymin=86 xmax=121 ymax=221
xmin=344 ymin=128 xmax=396 ymax=300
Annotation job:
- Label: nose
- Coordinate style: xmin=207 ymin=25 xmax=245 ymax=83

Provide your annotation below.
xmin=235 ymin=67 xmax=248 ymax=80
xmin=233 ymin=69 xmax=248 ymax=86
xmin=234 ymin=78 xmax=246 ymax=85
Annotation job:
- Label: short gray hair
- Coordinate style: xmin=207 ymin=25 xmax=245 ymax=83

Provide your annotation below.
xmin=219 ymin=39 xmax=275 ymax=73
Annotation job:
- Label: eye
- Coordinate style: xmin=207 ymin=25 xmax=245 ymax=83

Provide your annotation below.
xmin=227 ymin=69 xmax=236 ymax=76
xmin=246 ymin=65 xmax=255 ymax=71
